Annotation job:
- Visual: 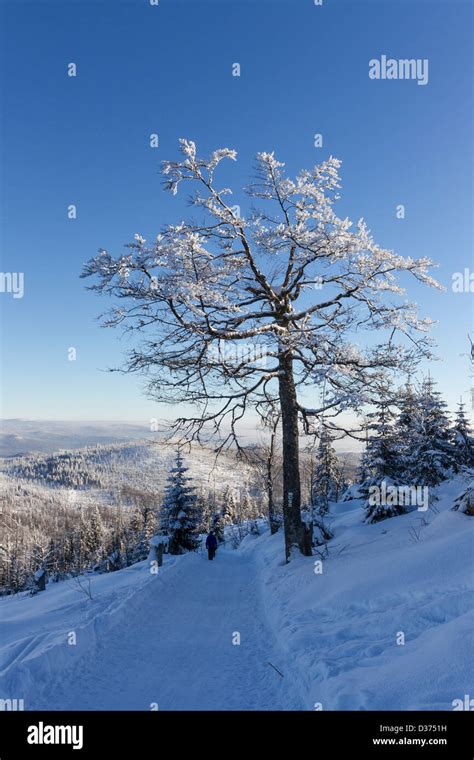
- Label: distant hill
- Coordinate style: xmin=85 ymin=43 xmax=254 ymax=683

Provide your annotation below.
xmin=0 ymin=438 xmax=258 ymax=506
xmin=0 ymin=420 xmax=158 ymax=457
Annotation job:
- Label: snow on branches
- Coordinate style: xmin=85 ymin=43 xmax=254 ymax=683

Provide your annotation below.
xmin=83 ymin=140 xmax=442 ymax=557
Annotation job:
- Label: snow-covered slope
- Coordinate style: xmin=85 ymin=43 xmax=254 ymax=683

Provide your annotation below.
xmin=0 ymin=476 xmax=472 ymax=710
xmin=0 ymin=439 xmax=257 ymax=505
xmin=251 ymin=475 xmax=474 ymax=710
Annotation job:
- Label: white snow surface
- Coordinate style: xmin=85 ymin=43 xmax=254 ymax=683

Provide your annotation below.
xmin=0 ymin=476 xmax=472 ymax=710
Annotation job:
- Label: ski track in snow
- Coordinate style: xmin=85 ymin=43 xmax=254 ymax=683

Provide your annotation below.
xmin=35 ymin=548 xmax=305 ymax=710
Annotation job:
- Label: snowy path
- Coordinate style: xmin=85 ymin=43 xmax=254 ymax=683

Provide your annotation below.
xmin=39 ymin=547 xmax=305 ymax=710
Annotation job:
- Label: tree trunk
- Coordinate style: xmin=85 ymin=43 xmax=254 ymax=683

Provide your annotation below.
xmin=278 ymin=349 xmax=305 ymax=560
xmin=303 ymin=520 xmax=313 ymax=556
xmin=156 ymin=543 xmax=164 ymax=567
xmin=267 ymin=423 xmax=279 ymax=534
xmin=267 ymin=461 xmax=279 ymax=534
xmin=35 ymin=569 xmax=47 ymax=592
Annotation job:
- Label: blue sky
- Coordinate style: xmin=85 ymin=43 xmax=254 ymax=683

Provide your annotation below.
xmin=0 ymin=0 xmax=472 ymax=426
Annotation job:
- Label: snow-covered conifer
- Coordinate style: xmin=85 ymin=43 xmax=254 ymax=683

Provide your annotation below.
xmin=160 ymin=451 xmax=200 ymax=554
xmin=410 ymin=377 xmax=455 ymax=487
xmin=312 ymin=426 xmax=341 ymax=515
xmin=210 ymin=512 xmax=225 ymax=543
xmin=394 ymin=381 xmax=419 ymax=483
xmin=363 ymin=382 xmax=403 ymax=522
xmin=85 ymin=506 xmax=104 ymax=564
xmin=452 ymin=399 xmax=474 ymax=469
xmin=221 ymin=486 xmax=238 ymax=525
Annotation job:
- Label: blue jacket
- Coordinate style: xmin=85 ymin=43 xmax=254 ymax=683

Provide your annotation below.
xmin=206 ymin=533 xmax=218 ymax=548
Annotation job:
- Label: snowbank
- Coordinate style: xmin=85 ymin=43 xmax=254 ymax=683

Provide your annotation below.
xmin=0 ymin=557 xmax=179 ymax=709
xmin=247 ymin=475 xmax=474 ymax=710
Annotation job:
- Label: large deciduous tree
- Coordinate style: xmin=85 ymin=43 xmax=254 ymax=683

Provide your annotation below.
xmin=82 ymin=140 xmax=439 ymax=560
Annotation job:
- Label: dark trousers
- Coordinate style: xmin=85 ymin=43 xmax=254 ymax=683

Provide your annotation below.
xmin=207 ymin=546 xmax=216 ymax=560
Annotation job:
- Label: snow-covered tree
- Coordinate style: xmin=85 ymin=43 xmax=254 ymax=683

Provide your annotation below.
xmin=7 ymin=549 xmax=27 ymax=594
xmin=357 ymin=449 xmax=371 ymax=501
xmin=83 ymin=140 xmax=440 ymax=559
xmin=72 ymin=516 xmax=89 ymax=573
xmin=107 ymin=531 xmax=127 ymax=572
xmin=365 ymin=389 xmax=398 ymax=474
xmin=312 ymin=426 xmax=341 ymax=515
xmin=160 ymin=451 xmax=200 ymax=554
xmin=62 ymin=531 xmax=75 ymax=574
xmin=394 ymin=381 xmax=419 ymax=483
xmin=452 ymin=480 xmax=474 ymax=515
xmin=128 ymin=510 xmax=149 ymax=563
xmin=410 ymin=377 xmax=455 ymax=487
xmin=241 ymin=490 xmax=260 ymax=519
xmin=0 ymin=545 xmax=10 ymax=592
xmin=45 ymin=537 xmax=62 ymax=581
xmin=452 ymin=399 xmax=474 ymax=469
xmin=195 ymin=491 xmax=213 ymax=532
xmin=249 ymin=410 xmax=281 ymax=532
xmin=221 ymin=486 xmax=238 ymax=525
xmin=363 ymin=382 xmax=404 ymax=522
xmin=84 ymin=506 xmax=104 ymax=564
xmin=30 ymin=540 xmax=52 ymax=588
xmin=210 ymin=511 xmax=225 ymax=543
xmin=106 ymin=505 xmax=130 ymax=571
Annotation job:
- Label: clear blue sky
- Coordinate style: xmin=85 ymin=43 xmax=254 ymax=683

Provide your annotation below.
xmin=0 ymin=0 xmax=472 ymax=424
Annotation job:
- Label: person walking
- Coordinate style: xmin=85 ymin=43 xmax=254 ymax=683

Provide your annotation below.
xmin=205 ymin=530 xmax=218 ymax=560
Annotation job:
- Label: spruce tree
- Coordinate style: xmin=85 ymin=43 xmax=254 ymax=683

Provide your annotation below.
xmin=242 ymin=490 xmax=259 ymax=519
xmin=210 ymin=511 xmax=225 ymax=543
xmin=160 ymin=451 xmax=200 ymax=554
xmin=107 ymin=506 xmax=129 ymax=570
xmin=0 ymin=545 xmax=9 ymax=593
xmin=196 ymin=491 xmax=213 ymax=532
xmin=363 ymin=383 xmax=403 ymax=522
xmin=312 ymin=426 xmax=341 ymax=515
xmin=85 ymin=506 xmax=104 ymax=564
xmin=410 ymin=377 xmax=455 ymax=486
xmin=129 ymin=510 xmax=149 ymax=563
xmin=62 ymin=531 xmax=75 ymax=576
xmin=46 ymin=537 xmax=62 ymax=581
xmin=452 ymin=399 xmax=474 ymax=469
xmin=107 ymin=530 xmax=127 ymax=571
xmin=395 ymin=381 xmax=419 ymax=483
xmin=221 ymin=486 xmax=238 ymax=525
xmin=72 ymin=517 xmax=89 ymax=573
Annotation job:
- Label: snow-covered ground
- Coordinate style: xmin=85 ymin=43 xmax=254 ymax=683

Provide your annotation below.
xmin=0 ymin=546 xmax=304 ymax=710
xmin=253 ymin=476 xmax=474 ymax=710
xmin=0 ymin=476 xmax=472 ymax=710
